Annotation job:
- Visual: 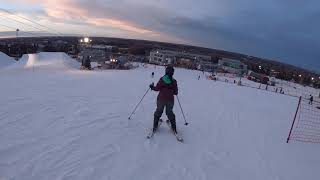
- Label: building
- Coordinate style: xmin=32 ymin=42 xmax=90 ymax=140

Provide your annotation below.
xmin=197 ymin=58 xmax=218 ymax=72
xmin=113 ymin=56 xmax=128 ymax=64
xmin=218 ymin=58 xmax=248 ymax=75
xmin=269 ymin=69 xmax=280 ymax=77
xmin=101 ymin=56 xmax=130 ymax=70
xmin=149 ymin=50 xmax=177 ymax=65
xmin=176 ymin=58 xmax=195 ymax=69
xmin=248 ymin=71 xmax=270 ymax=84
xmin=78 ymin=44 xmax=111 ymax=62
xmin=52 ymin=40 xmax=68 ymax=48
xmin=149 ymin=49 xmax=213 ymax=70
xmin=0 ymin=41 xmax=7 ymax=45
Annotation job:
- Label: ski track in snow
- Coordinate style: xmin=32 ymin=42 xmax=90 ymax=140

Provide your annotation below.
xmin=0 ymin=54 xmax=320 ymax=180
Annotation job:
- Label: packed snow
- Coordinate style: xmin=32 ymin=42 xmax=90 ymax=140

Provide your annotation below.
xmin=0 ymin=53 xmax=320 ymax=180
xmin=5 ymin=52 xmax=80 ymax=71
xmin=0 ymin=52 xmax=15 ymax=68
xmin=212 ymin=73 xmax=320 ymax=101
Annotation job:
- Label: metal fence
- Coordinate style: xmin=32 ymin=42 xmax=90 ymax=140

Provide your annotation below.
xmin=287 ymin=97 xmax=320 ymax=143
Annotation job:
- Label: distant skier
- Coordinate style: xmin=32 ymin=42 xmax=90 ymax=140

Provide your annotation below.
xmin=198 ymin=75 xmax=200 ymax=80
xmin=149 ymin=66 xmax=178 ymax=133
xmin=309 ymin=95 xmax=313 ymax=105
xmin=151 ymin=72 xmax=155 ymax=78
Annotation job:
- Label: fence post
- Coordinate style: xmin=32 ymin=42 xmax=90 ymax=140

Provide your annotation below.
xmin=287 ymin=96 xmax=302 ymax=143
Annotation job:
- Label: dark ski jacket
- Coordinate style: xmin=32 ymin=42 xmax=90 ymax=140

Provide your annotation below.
xmin=151 ymin=75 xmax=178 ymax=102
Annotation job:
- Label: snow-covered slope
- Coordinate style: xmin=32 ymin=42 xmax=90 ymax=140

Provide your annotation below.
xmin=211 ymin=73 xmax=320 ymax=101
xmin=0 ymin=63 xmax=319 ymax=180
xmin=5 ymin=52 xmax=80 ymax=71
xmin=0 ymin=52 xmax=15 ymax=68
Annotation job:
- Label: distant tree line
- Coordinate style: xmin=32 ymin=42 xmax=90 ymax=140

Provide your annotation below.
xmin=245 ymin=62 xmax=320 ymax=88
xmin=0 ymin=41 xmax=80 ymax=57
xmin=0 ymin=43 xmax=37 ymax=57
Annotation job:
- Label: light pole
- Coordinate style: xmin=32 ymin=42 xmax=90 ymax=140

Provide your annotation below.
xmin=16 ymin=29 xmax=19 ymax=38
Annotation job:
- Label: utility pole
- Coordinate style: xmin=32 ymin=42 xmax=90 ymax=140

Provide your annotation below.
xmin=16 ymin=28 xmax=19 ymax=38
xmin=16 ymin=28 xmax=21 ymax=58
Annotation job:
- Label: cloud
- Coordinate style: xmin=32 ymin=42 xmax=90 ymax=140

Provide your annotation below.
xmin=88 ymin=18 xmax=152 ymax=34
xmin=1 ymin=0 xmax=319 ymax=71
xmin=3 ymin=0 xmax=189 ymax=43
xmin=4 ymin=0 xmax=159 ymax=36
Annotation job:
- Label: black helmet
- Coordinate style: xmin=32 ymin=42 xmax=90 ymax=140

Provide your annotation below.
xmin=165 ymin=65 xmax=174 ymax=76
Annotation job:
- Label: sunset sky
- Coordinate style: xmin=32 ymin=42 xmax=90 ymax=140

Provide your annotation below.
xmin=0 ymin=0 xmax=319 ymax=71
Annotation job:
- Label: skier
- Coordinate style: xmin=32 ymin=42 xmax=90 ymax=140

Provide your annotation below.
xmin=149 ymin=66 xmax=178 ymax=133
xmin=151 ymin=72 xmax=155 ymax=78
xmin=309 ymin=95 xmax=313 ymax=105
xmin=198 ymin=75 xmax=200 ymax=80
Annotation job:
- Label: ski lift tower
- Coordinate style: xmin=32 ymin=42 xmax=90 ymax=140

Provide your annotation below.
xmin=16 ymin=29 xmax=19 ymax=38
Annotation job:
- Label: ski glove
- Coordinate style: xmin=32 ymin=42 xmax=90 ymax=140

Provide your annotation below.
xmin=149 ymin=83 xmax=155 ymax=90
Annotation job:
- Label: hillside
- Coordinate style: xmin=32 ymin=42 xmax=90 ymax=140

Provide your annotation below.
xmin=0 ymin=55 xmax=319 ymax=180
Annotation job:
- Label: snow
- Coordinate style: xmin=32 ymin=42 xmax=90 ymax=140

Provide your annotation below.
xmin=274 ymin=79 xmax=320 ymax=99
xmin=209 ymin=73 xmax=320 ymax=101
xmin=5 ymin=52 xmax=80 ymax=71
xmin=0 ymin=58 xmax=320 ymax=180
xmin=0 ymin=52 xmax=15 ymax=68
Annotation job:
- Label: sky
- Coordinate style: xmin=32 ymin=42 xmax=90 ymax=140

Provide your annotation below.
xmin=0 ymin=0 xmax=319 ymax=72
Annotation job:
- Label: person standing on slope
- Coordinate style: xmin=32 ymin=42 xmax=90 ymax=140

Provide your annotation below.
xmin=309 ymin=95 xmax=313 ymax=105
xmin=149 ymin=66 xmax=178 ymax=133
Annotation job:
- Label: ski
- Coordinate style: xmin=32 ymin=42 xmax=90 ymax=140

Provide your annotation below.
xmin=146 ymin=131 xmax=155 ymax=139
xmin=173 ymin=132 xmax=184 ymax=142
xmin=165 ymin=120 xmax=184 ymax=142
xmin=147 ymin=119 xmax=184 ymax=142
xmin=147 ymin=119 xmax=163 ymax=139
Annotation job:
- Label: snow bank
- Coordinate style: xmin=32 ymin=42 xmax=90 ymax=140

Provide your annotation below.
xmin=0 ymin=52 xmax=15 ymax=68
xmin=6 ymin=52 xmax=80 ymax=71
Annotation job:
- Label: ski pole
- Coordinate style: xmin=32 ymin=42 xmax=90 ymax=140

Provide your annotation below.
xmin=128 ymin=87 xmax=151 ymax=120
xmin=177 ymin=95 xmax=189 ymax=126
